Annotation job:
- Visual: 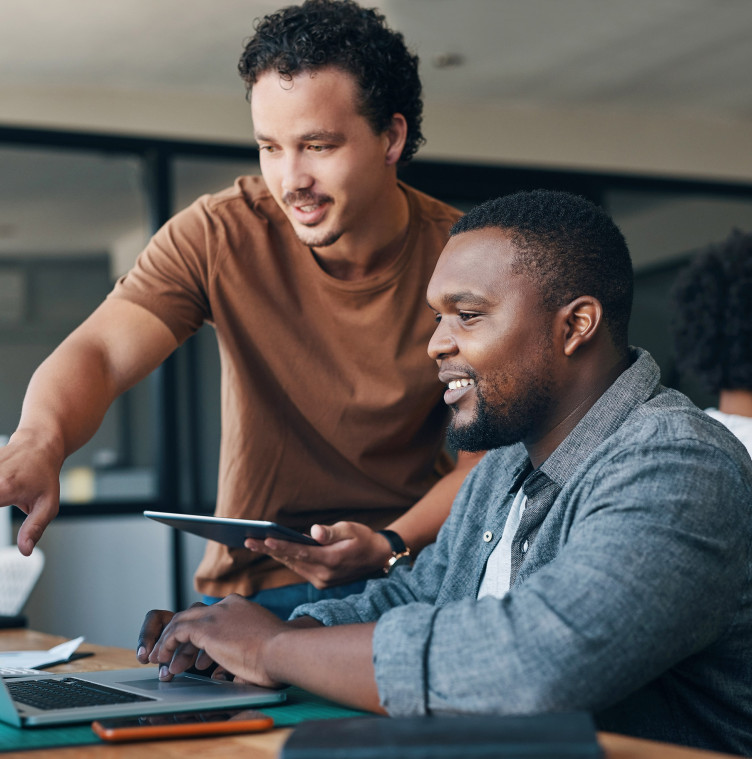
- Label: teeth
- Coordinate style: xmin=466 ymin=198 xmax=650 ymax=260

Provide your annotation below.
xmin=300 ymin=205 xmax=317 ymax=212
xmin=447 ymin=378 xmax=475 ymax=390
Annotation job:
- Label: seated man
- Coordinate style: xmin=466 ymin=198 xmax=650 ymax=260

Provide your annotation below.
xmin=138 ymin=190 xmax=752 ymax=756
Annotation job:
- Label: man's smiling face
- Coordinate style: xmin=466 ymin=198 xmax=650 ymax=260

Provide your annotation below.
xmin=252 ymin=66 xmax=396 ymax=252
xmin=426 ymin=227 xmax=557 ymax=452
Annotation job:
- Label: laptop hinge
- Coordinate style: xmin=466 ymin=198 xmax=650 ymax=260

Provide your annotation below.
xmin=0 ymin=681 xmax=23 ymax=727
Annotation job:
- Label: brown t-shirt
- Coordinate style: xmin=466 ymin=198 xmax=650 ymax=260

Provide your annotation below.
xmin=110 ymin=176 xmax=461 ymax=597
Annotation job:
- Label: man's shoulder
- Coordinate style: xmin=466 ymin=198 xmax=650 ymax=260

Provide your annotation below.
xmin=400 ymin=181 xmax=463 ymax=227
xmin=195 ymin=174 xmax=280 ymax=220
xmin=632 ymin=385 xmax=740 ymax=443
xmin=609 ymin=385 xmax=752 ymax=480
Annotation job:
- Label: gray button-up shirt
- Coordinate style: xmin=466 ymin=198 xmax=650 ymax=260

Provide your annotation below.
xmin=292 ymin=349 xmax=752 ymax=756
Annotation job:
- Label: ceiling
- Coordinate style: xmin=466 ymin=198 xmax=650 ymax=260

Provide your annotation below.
xmin=1 ymin=0 xmax=752 ymax=266
xmin=2 ymin=0 xmax=752 ymax=119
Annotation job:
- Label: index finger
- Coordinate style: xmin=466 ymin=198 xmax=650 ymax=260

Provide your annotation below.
xmin=15 ymin=496 xmax=59 ymax=557
xmin=147 ymin=608 xmax=208 ymax=677
xmin=137 ymin=609 xmax=175 ymax=663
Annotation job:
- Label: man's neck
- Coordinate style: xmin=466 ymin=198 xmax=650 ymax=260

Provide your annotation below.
xmin=526 ymin=352 xmax=631 ymax=469
xmin=311 ymin=185 xmax=410 ymax=282
xmin=718 ymin=388 xmax=752 ymax=418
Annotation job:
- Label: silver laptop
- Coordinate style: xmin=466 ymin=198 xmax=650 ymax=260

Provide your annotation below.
xmin=0 ymin=667 xmax=286 ymax=727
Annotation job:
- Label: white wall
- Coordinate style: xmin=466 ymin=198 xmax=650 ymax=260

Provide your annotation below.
xmin=1 ymin=86 xmax=751 ymax=183
xmin=422 ymin=100 xmax=752 ymax=184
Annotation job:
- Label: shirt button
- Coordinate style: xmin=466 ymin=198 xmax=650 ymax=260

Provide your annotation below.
xmin=483 ymin=530 xmax=493 ymax=543
xmin=522 ymin=540 xmax=529 ymax=553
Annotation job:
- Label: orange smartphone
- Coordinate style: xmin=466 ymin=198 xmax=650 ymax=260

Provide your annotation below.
xmin=91 ymin=708 xmax=274 ymax=742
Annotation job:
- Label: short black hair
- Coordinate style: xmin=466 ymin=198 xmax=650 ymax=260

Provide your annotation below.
xmin=450 ymin=190 xmax=634 ymax=349
xmin=669 ymin=229 xmax=752 ymax=395
xmin=238 ymin=0 xmax=424 ymax=163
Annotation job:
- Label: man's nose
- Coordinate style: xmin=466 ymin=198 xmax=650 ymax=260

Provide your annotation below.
xmin=427 ymin=319 xmax=457 ymax=360
xmin=281 ymin=155 xmax=314 ymax=194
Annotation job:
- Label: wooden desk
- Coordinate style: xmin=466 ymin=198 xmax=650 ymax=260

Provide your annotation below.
xmin=0 ymin=630 xmax=740 ymax=759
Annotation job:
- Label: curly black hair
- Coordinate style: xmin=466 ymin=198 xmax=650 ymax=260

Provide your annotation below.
xmin=450 ymin=190 xmax=634 ymax=350
xmin=238 ymin=0 xmax=424 ymax=163
xmin=669 ymin=229 xmax=752 ymax=395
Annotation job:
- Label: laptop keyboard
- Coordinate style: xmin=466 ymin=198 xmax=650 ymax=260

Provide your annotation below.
xmin=7 ymin=678 xmax=155 ymax=710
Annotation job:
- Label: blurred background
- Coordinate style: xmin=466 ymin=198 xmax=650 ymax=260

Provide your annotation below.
xmin=1 ymin=0 xmax=751 ymax=646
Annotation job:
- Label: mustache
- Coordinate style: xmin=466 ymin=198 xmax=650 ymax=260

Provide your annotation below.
xmin=439 ymin=364 xmax=478 ymax=382
xmin=282 ymin=191 xmax=333 ymax=207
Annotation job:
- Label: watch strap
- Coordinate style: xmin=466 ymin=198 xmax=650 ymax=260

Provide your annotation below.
xmin=377 ymin=529 xmax=407 ymax=555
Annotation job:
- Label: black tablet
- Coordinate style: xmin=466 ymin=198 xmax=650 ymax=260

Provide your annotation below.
xmin=144 ymin=511 xmax=320 ymax=547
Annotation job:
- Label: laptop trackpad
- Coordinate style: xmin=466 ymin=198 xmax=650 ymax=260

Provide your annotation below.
xmin=118 ymin=676 xmax=220 ymax=691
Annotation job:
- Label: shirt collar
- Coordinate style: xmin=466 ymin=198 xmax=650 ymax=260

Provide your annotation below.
xmin=502 ymin=348 xmax=660 ymax=495
xmin=537 ymin=347 xmax=660 ymax=488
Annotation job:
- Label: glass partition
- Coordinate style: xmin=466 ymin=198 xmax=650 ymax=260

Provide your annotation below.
xmin=0 ymin=145 xmax=155 ymax=506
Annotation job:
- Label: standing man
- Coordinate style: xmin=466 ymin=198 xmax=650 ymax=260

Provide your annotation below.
xmin=141 ymin=191 xmax=752 ymax=756
xmin=0 ymin=0 xmax=479 ymax=618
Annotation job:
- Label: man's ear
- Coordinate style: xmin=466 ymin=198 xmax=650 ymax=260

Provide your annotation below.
xmin=384 ymin=113 xmax=408 ymax=166
xmin=560 ymin=296 xmax=603 ymax=356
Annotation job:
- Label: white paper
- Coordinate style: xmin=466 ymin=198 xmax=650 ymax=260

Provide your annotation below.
xmin=0 ymin=636 xmax=85 ymax=669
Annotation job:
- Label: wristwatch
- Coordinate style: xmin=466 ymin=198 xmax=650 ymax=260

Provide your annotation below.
xmin=378 ymin=529 xmax=412 ymax=576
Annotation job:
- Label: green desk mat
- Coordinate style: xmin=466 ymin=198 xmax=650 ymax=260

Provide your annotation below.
xmin=0 ymin=686 xmax=369 ymax=752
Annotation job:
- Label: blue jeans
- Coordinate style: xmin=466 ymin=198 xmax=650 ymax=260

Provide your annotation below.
xmin=203 ymin=578 xmax=368 ymax=620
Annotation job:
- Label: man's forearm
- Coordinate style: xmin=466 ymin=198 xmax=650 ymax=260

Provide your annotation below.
xmin=387 ymin=450 xmax=483 ymax=553
xmin=17 ymin=339 xmax=122 ymax=459
xmin=15 ymin=299 xmax=177 ymax=457
xmin=265 ymin=622 xmax=385 ymax=713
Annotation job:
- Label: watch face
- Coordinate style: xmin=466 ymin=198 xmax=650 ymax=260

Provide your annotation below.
xmin=386 ymin=552 xmax=412 ymax=575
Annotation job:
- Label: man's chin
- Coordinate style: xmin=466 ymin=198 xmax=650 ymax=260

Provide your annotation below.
xmin=447 ymin=412 xmax=521 ymax=452
xmin=446 ymin=421 xmax=488 ymax=453
xmin=294 ymin=226 xmax=343 ymax=249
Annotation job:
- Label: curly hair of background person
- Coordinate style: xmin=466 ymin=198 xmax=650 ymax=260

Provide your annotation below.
xmin=669 ymin=229 xmax=752 ymax=396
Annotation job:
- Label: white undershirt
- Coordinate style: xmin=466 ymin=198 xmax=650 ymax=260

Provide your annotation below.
xmin=477 ymin=488 xmax=527 ymax=599
xmin=705 ymin=408 xmax=752 ymax=458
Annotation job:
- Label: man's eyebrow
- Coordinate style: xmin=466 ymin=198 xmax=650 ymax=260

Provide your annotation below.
xmin=426 ymin=291 xmax=493 ymax=309
xmin=300 ymin=130 xmax=346 ymax=142
xmin=445 ymin=291 xmax=494 ymax=307
xmin=254 ymin=130 xmax=346 ymax=143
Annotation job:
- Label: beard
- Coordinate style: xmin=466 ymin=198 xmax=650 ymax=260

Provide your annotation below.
xmin=446 ymin=367 xmax=554 ymax=453
xmin=295 ymin=227 xmax=343 ymax=248
xmin=283 ymin=190 xmax=342 ymax=248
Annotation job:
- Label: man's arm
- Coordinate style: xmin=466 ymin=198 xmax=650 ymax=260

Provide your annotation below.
xmin=139 ymin=596 xmax=385 ymax=713
xmin=265 ymin=620 xmax=383 ymax=712
xmin=387 ymin=450 xmax=483 ymax=554
xmin=137 ymin=503 xmax=458 ymax=711
xmin=244 ymin=450 xmax=483 ymax=587
xmin=0 ymin=298 xmax=177 ymax=554
xmin=370 ymin=439 xmax=752 ymax=717
xmin=141 ymin=438 xmax=751 ymax=720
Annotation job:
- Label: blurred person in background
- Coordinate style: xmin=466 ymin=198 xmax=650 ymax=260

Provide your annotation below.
xmin=670 ymin=228 xmax=752 ymax=456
